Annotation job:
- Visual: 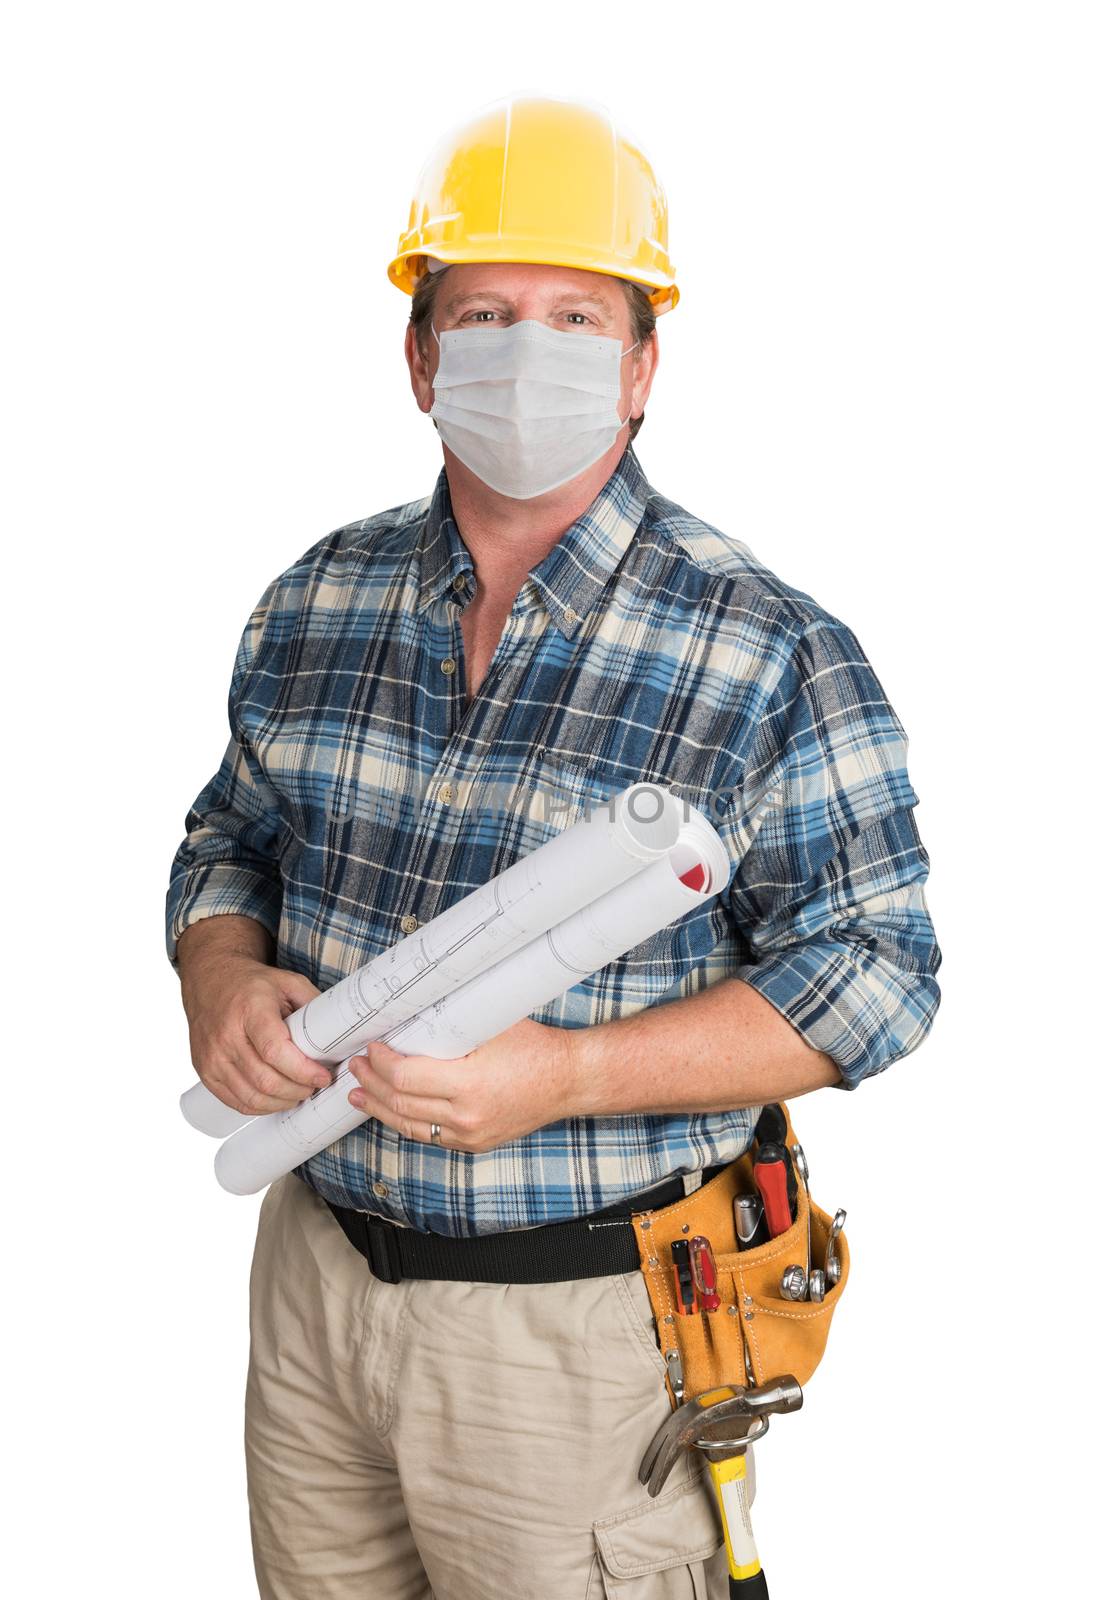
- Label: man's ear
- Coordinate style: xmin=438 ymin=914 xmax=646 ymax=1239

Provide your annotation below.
xmin=632 ymin=331 xmax=659 ymax=419
xmin=405 ymin=323 xmax=434 ymax=415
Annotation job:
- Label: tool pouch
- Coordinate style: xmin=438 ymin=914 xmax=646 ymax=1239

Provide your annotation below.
xmin=631 ymin=1102 xmax=850 ymax=1410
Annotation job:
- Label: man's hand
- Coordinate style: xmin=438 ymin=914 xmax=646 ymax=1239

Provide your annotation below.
xmin=177 ymin=917 xmax=328 ymax=1115
xmin=345 ymin=1017 xmax=578 ymax=1153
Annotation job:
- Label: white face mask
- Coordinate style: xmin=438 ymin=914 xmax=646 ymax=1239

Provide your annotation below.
xmin=429 ymin=318 xmax=639 ymax=500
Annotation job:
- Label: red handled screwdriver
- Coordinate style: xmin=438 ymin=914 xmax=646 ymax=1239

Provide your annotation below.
xmin=688 ymin=1235 xmax=721 ymax=1311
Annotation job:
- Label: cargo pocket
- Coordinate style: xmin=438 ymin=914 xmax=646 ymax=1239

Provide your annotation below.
xmin=590 ymin=1470 xmax=725 ymax=1596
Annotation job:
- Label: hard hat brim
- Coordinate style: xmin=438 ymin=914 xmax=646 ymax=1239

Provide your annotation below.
xmin=388 ymin=245 xmax=679 ymax=315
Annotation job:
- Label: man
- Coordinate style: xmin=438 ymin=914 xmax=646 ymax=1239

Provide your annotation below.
xmin=167 ymin=95 xmax=940 ymax=1599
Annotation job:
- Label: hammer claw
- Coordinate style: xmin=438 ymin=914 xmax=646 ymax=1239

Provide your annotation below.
xmin=638 ymin=1376 xmax=804 ymax=1497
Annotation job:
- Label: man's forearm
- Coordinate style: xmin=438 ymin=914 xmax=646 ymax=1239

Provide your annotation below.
xmin=567 ymin=976 xmax=841 ymax=1117
xmin=176 ymin=915 xmax=275 ymax=1005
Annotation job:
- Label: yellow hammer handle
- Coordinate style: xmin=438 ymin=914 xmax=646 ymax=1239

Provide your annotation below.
xmin=707 ymin=1453 xmax=768 ymax=1595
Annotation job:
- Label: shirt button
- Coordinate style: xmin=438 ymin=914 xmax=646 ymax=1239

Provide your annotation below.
xmin=399 ymin=913 xmax=419 ymax=934
xmin=562 ymin=605 xmax=579 ymax=625
xmin=439 ymin=782 xmax=454 ymax=804
xmin=372 ymin=1180 xmax=389 ymax=1199
xmin=452 ymin=573 xmax=468 ymax=591
xmin=440 ymin=657 xmax=457 ymax=675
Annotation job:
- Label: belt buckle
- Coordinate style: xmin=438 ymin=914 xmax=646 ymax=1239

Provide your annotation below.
xmin=363 ymin=1216 xmax=403 ymax=1284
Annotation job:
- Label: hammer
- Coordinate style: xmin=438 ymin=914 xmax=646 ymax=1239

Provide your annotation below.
xmin=639 ymin=1377 xmax=803 ymax=1597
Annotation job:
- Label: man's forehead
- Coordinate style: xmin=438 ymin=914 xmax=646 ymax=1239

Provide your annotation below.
xmin=438 ymin=263 xmax=623 ymax=312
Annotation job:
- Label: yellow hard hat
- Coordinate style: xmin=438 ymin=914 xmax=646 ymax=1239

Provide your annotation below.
xmin=388 ymin=94 xmax=679 ymax=314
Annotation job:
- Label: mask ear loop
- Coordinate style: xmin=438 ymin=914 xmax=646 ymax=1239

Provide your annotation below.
xmin=619 ymin=338 xmax=641 ymax=426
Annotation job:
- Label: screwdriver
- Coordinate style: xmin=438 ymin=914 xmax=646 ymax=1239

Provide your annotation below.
xmin=688 ymin=1235 xmax=721 ymax=1311
xmin=671 ymin=1238 xmax=697 ymax=1314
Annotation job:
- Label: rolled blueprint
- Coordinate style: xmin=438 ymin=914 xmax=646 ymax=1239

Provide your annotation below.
xmin=180 ymin=1093 xmax=250 ymax=1139
xmin=181 ymin=781 xmax=680 ymax=1138
xmin=213 ymin=803 xmax=729 ymax=1195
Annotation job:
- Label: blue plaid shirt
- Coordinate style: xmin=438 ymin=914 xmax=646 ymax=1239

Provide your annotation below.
xmin=166 ymin=443 xmax=940 ymax=1234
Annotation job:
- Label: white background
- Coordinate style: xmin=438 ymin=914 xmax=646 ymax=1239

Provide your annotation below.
xmin=3 ymin=2 xmax=1097 ymax=1595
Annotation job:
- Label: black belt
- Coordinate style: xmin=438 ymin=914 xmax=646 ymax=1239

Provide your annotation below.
xmin=322 ymin=1163 xmax=729 ymax=1284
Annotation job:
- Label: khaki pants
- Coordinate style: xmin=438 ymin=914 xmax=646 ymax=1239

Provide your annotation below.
xmin=245 ymin=1173 xmax=745 ymax=1599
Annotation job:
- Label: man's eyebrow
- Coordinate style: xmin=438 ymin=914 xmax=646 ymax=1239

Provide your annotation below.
xmin=441 ymin=289 xmax=614 ymax=315
xmin=551 ymin=291 xmax=613 ymax=313
xmin=441 ymin=291 xmax=513 ymax=313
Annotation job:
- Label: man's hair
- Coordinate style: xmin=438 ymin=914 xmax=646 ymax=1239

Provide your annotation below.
xmin=408 ymin=267 xmax=657 ymax=442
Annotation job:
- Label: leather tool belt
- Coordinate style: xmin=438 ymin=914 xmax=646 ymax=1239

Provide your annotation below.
xmin=630 ymin=1100 xmax=850 ymax=1410
xmin=322 ymin=1162 xmax=729 ymax=1285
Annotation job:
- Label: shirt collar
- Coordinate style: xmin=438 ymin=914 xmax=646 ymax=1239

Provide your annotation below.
xmin=415 ymin=444 xmax=653 ymax=637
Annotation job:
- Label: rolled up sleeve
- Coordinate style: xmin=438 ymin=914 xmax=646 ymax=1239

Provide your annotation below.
xmin=721 ymin=618 xmax=942 ymax=1087
xmin=164 ymin=581 xmax=284 ymax=971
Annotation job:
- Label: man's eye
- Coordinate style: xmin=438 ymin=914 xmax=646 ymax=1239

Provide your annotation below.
xmin=465 ymin=310 xmax=499 ymax=323
xmin=564 ymin=312 xmax=589 ymax=325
